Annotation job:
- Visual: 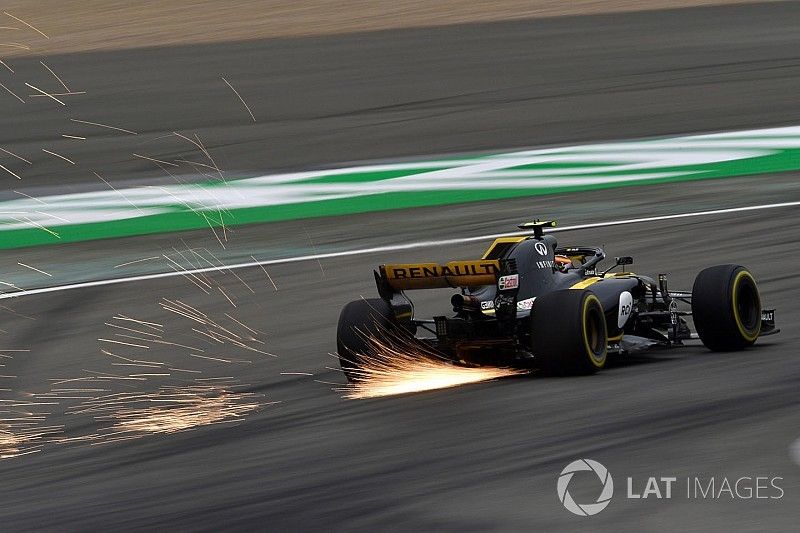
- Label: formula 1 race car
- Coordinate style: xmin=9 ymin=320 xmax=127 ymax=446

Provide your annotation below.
xmin=336 ymin=220 xmax=779 ymax=381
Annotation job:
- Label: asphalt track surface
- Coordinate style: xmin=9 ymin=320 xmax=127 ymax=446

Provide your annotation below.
xmin=1 ymin=2 xmax=800 ymax=531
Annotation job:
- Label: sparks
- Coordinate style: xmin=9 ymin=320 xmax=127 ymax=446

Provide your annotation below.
xmin=2 ymin=149 xmax=32 ymax=164
xmin=59 ymin=384 xmax=262 ymax=445
xmin=3 ymin=12 xmax=49 ymax=39
xmin=70 ymin=118 xmax=137 ymax=135
xmin=17 ymin=262 xmax=51 ymax=277
xmin=0 ymin=163 xmax=22 ymax=179
xmin=339 ymin=334 xmax=526 ymax=399
xmin=39 ymin=61 xmax=70 ymax=91
xmin=132 ymin=153 xmax=178 ymax=167
xmin=221 ymin=77 xmax=256 ymax=122
xmin=41 ymin=148 xmax=74 ymax=164
xmin=25 ymin=83 xmax=65 ymax=105
xmin=0 ymin=82 xmax=25 ymax=103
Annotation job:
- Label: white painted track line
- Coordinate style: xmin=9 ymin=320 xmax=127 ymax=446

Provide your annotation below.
xmin=1 ymin=200 xmax=798 ymax=300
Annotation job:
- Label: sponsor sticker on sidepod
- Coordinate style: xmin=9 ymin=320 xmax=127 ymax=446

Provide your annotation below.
xmin=498 ymin=274 xmax=519 ymax=290
xmin=618 ymin=291 xmax=633 ymax=328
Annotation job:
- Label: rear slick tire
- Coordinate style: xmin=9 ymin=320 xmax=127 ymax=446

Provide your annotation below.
xmin=531 ymin=289 xmax=607 ymax=375
xmin=336 ymin=298 xmax=395 ymax=382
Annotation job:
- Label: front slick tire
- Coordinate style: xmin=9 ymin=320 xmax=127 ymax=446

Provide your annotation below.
xmin=336 ymin=298 xmax=395 ymax=383
xmin=531 ymin=289 xmax=607 ymax=375
xmin=692 ymin=264 xmax=761 ymax=351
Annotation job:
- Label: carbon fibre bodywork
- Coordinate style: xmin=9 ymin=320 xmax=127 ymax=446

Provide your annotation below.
xmin=371 ymin=221 xmax=778 ymax=368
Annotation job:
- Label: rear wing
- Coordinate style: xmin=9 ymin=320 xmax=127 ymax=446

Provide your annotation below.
xmin=379 ymin=260 xmax=500 ymax=291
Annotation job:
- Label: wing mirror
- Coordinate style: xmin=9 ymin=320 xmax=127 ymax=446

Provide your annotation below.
xmin=601 ymin=256 xmax=633 ymax=276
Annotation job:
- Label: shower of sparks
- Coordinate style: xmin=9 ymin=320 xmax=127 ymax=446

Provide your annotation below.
xmin=1 ymin=420 xmax=62 ymax=459
xmin=132 ymin=153 xmax=178 ymax=167
xmin=98 ymin=338 xmax=149 ymax=349
xmin=69 ymin=118 xmax=138 ymax=135
xmin=221 ymin=77 xmax=256 ymax=122
xmin=3 ymin=12 xmax=49 ymax=39
xmin=58 ymin=384 xmax=262 ymax=445
xmin=252 ymin=256 xmax=279 ymax=291
xmin=9 ymin=215 xmax=60 ymax=237
xmin=303 ymin=230 xmax=326 ymax=278
xmin=29 ymin=91 xmax=86 ymax=99
xmin=0 ymin=305 xmax=36 ymax=321
xmin=172 ymin=131 xmax=225 ymax=182
xmin=0 ymin=280 xmax=26 ymax=292
xmin=113 ymin=256 xmax=159 ymax=269
xmin=0 ymin=82 xmax=25 ymax=103
xmin=200 ymin=212 xmax=226 ymax=249
xmin=0 ymin=60 xmax=13 ymax=73
xmin=217 ymin=286 xmax=237 ymax=307
xmin=161 ymin=255 xmax=212 ymax=294
xmin=0 ymin=42 xmax=30 ymax=50
xmin=41 ymin=148 xmax=74 ymax=164
xmin=17 ymin=262 xmax=51 ymax=277
xmin=112 ymin=315 xmax=163 ymax=330
xmin=0 ymin=22 xmax=279 ymax=459
xmin=92 ymin=170 xmax=145 ymax=215
xmin=186 ymin=247 xmax=253 ymax=294
xmin=338 ymin=333 xmax=526 ymax=399
xmin=0 ymin=163 xmax=22 ymax=179
xmin=39 ymin=61 xmax=70 ymax=92
xmin=25 ymin=83 xmax=65 ymax=105
xmin=2 ymin=148 xmax=32 ymax=164
xmin=35 ymin=210 xmax=70 ymax=223
xmin=158 ymin=299 xmax=276 ymax=357
xmin=0 ymin=353 xmax=63 ymax=459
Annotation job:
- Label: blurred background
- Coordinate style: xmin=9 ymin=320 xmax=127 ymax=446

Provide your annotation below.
xmin=0 ymin=1 xmax=798 ymax=530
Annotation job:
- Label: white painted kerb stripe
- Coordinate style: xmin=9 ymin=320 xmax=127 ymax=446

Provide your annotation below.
xmin=1 ymin=200 xmax=798 ymax=300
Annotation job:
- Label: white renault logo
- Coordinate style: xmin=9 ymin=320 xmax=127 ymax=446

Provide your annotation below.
xmin=534 ymin=242 xmax=548 ymax=256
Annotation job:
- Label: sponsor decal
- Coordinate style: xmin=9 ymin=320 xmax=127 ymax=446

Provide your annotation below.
xmin=534 ymin=241 xmax=548 ymax=256
xmin=498 ymin=274 xmax=519 ymax=290
xmin=481 ymin=297 xmax=535 ymax=312
xmin=388 ymin=260 xmax=498 ymax=279
xmin=536 ymin=260 xmax=555 ymax=269
xmin=516 ymin=297 xmax=536 ymax=310
xmin=617 ymin=291 xmax=633 ymax=328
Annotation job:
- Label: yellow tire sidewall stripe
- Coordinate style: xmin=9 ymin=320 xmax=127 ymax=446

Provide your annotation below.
xmin=582 ymin=294 xmax=607 ymax=368
xmin=731 ymin=270 xmax=760 ymax=342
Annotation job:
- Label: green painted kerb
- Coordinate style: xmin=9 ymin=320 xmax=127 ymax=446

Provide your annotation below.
xmin=1 ymin=126 xmax=799 ymax=249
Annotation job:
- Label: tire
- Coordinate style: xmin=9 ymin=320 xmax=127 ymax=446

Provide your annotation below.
xmin=692 ymin=264 xmax=761 ymax=351
xmin=531 ymin=289 xmax=608 ymax=375
xmin=336 ymin=298 xmax=396 ymax=382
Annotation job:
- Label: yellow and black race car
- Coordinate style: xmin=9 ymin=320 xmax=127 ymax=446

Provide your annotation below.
xmin=336 ymin=220 xmax=779 ymax=381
